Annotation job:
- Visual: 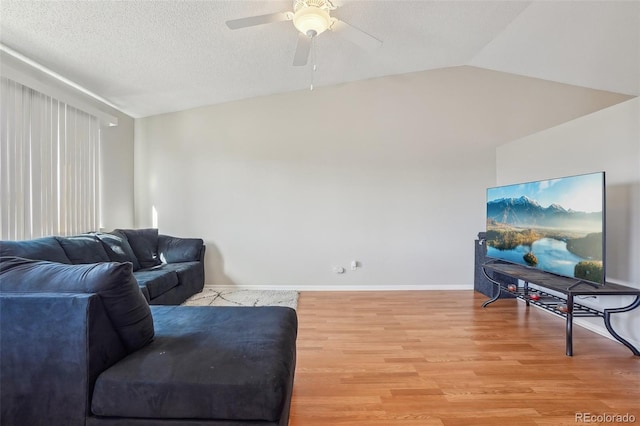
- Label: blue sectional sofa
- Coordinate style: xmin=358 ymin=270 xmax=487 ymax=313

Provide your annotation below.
xmin=0 ymin=228 xmax=205 ymax=305
xmin=0 ymin=256 xmax=298 ymax=425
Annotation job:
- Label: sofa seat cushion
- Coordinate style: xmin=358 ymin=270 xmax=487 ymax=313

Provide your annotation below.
xmin=133 ymin=269 xmax=179 ymax=300
xmin=91 ymin=306 xmax=298 ymax=422
xmin=0 ymin=237 xmax=71 ymax=264
xmin=156 ymin=261 xmax=203 ymax=287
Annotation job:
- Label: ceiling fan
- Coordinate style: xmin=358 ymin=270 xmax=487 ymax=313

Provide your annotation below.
xmin=225 ymin=0 xmax=383 ymax=66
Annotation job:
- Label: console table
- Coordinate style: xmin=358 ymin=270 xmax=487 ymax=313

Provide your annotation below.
xmin=482 ymin=260 xmax=640 ymax=356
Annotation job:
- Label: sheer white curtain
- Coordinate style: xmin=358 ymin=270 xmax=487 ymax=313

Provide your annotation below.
xmin=0 ymin=77 xmax=100 ymax=240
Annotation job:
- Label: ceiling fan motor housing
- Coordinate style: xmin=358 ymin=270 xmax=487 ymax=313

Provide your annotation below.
xmin=292 ymin=0 xmax=336 ymax=36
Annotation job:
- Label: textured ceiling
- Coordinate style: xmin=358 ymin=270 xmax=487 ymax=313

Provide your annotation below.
xmin=0 ymin=1 xmax=638 ymax=118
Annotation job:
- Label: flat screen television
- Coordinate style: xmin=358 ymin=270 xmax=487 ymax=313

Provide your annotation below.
xmin=485 ymin=171 xmax=605 ymax=285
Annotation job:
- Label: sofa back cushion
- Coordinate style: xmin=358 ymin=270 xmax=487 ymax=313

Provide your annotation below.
xmin=158 ymin=235 xmax=204 ymax=263
xmin=118 ymin=228 xmax=161 ymax=269
xmin=56 ymin=235 xmax=111 ymax=264
xmin=0 ymin=237 xmax=71 ymax=264
xmin=95 ymin=231 xmax=141 ymax=271
xmin=0 ymin=257 xmax=154 ymax=353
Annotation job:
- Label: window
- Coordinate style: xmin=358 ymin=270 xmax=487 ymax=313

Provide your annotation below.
xmin=1 ymin=77 xmax=100 ymax=239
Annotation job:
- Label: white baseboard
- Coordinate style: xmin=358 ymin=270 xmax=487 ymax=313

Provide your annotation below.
xmin=203 ymin=284 xmax=474 ymax=291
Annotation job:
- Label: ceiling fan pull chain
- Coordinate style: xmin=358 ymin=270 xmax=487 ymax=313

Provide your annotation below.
xmin=310 ymin=35 xmax=317 ymax=91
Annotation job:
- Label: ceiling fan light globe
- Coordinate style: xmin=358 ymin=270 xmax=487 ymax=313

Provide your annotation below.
xmin=293 ymin=7 xmax=331 ymax=36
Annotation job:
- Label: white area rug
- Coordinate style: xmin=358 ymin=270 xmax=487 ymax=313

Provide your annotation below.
xmin=183 ymin=288 xmax=299 ymax=310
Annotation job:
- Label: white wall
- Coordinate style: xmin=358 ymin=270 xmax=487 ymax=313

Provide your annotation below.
xmin=0 ymin=53 xmax=136 ymax=230
xmin=496 ymin=97 xmax=640 ymax=347
xmin=100 ymin=116 xmax=136 ymax=230
xmin=134 ymin=94 xmax=488 ymax=289
xmin=135 ymin=66 xmax=628 ymax=289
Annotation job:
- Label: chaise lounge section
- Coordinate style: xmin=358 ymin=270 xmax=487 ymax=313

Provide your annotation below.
xmin=0 ymin=257 xmax=297 ymax=426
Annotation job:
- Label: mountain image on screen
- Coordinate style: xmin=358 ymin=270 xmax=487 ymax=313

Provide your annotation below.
xmin=487 ymin=196 xmax=602 ymax=232
xmin=485 ymin=172 xmax=604 ymax=284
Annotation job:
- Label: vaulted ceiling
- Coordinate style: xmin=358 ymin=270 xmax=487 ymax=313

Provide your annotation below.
xmin=1 ymin=1 xmax=638 ymax=118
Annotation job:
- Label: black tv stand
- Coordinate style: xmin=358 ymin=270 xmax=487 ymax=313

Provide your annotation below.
xmin=481 ymin=260 xmax=640 ymax=356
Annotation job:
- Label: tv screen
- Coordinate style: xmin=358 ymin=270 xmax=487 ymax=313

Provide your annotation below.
xmin=486 ymin=172 xmax=605 ymax=284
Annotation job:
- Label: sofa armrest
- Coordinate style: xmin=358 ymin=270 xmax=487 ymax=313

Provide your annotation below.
xmin=158 ymin=235 xmax=205 ymax=263
xmin=0 ymin=292 xmax=126 ymax=426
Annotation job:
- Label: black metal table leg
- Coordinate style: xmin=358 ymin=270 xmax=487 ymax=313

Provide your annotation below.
xmin=566 ymin=295 xmax=574 ymax=356
xmin=481 ymin=266 xmax=502 ymax=308
xmin=603 ymin=296 xmax=640 ymax=356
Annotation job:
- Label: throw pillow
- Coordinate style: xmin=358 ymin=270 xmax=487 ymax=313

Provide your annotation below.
xmin=118 ymin=228 xmax=161 ymax=269
xmin=0 ymin=257 xmax=154 ymax=353
xmin=95 ymin=231 xmax=141 ymax=271
xmin=56 ymin=235 xmax=111 ymax=264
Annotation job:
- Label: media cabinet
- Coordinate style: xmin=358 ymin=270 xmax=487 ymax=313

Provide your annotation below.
xmin=481 ymin=260 xmax=640 ymax=356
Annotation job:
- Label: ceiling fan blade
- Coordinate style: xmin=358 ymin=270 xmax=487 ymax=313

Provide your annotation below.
xmin=293 ymin=33 xmax=312 ymax=66
xmin=332 ymin=19 xmax=383 ymax=50
xmin=226 ymin=12 xmax=289 ymax=30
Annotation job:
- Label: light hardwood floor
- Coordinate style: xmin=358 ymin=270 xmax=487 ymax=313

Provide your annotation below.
xmin=289 ymin=291 xmax=640 ymax=426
